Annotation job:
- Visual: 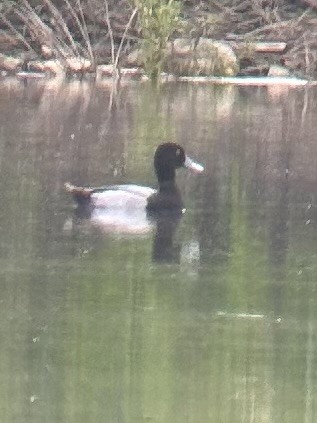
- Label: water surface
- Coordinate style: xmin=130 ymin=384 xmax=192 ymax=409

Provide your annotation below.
xmin=1 ymin=77 xmax=317 ymax=422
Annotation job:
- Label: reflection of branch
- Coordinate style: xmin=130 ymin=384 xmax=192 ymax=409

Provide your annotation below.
xmin=301 ymin=88 xmax=309 ymax=130
xmin=104 ymin=0 xmax=117 ymax=111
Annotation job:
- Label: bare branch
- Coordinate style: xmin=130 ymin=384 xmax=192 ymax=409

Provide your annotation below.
xmin=104 ymin=0 xmax=115 ymax=64
xmin=114 ymin=7 xmax=137 ymax=68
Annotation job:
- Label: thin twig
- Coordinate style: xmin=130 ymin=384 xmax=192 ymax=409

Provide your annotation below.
xmin=0 ymin=12 xmax=35 ymax=52
xmin=14 ymin=6 xmax=69 ymax=59
xmin=19 ymin=0 xmax=54 ymax=43
xmin=243 ymin=8 xmax=310 ymax=39
xmin=61 ymin=0 xmax=90 ymax=59
xmin=41 ymin=0 xmax=79 ymax=56
xmin=104 ymin=0 xmax=115 ymax=64
xmin=114 ymin=7 xmax=137 ymax=68
xmin=75 ymin=0 xmax=95 ymax=63
xmin=304 ymin=37 xmax=310 ymax=74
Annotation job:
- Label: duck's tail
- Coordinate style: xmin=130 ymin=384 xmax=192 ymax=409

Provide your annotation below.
xmin=64 ymin=182 xmax=93 ymax=203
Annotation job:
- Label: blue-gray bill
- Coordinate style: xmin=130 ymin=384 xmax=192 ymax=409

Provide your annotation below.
xmin=184 ymin=155 xmax=204 ymax=173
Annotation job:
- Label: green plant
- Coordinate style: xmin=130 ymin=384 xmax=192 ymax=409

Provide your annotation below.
xmin=134 ymin=0 xmax=181 ymax=80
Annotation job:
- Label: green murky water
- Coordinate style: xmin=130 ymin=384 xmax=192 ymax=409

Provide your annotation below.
xmin=1 ymin=78 xmax=317 ymax=422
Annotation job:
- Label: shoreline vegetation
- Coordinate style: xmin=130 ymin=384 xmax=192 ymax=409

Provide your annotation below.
xmin=0 ymin=0 xmax=317 ymax=82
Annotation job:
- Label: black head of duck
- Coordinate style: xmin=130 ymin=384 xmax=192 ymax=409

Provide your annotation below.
xmin=147 ymin=142 xmax=204 ymax=211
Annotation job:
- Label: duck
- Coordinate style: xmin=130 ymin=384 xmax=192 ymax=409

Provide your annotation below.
xmin=65 ymin=142 xmax=204 ymax=215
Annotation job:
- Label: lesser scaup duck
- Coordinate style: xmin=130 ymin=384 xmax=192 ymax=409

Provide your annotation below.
xmin=65 ymin=142 xmax=204 ymax=213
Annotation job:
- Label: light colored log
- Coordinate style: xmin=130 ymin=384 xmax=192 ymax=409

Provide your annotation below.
xmin=252 ymin=42 xmax=287 ymax=52
xmin=175 ymin=76 xmax=314 ymax=86
xmin=231 ymin=41 xmax=287 ymax=53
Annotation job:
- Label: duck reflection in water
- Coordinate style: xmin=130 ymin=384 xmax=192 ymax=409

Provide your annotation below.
xmin=150 ymin=211 xmax=182 ymax=263
xmin=72 ymin=206 xmax=183 ymax=263
xmin=65 ymin=142 xmax=204 ymax=263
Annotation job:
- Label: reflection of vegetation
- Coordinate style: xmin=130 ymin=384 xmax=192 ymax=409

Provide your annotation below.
xmin=128 ymin=83 xmax=176 ymax=181
xmin=227 ymin=163 xmax=268 ymax=313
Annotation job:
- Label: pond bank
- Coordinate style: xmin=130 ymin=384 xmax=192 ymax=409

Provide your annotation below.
xmin=2 ymin=70 xmax=314 ymax=91
xmin=1 ymin=1 xmax=317 ymax=81
xmin=1 ymin=38 xmax=315 ymax=86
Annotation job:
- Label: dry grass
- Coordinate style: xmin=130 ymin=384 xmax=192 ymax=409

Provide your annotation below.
xmin=0 ymin=0 xmax=136 ymax=68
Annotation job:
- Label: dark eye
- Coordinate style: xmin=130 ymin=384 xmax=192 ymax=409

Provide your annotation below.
xmin=176 ymin=149 xmax=181 ymax=157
